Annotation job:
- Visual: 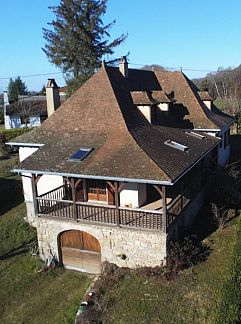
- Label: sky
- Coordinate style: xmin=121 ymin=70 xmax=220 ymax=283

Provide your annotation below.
xmin=0 ymin=0 xmax=241 ymax=92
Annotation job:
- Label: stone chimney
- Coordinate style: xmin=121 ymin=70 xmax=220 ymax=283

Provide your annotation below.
xmin=46 ymin=79 xmax=60 ymax=117
xmin=119 ymin=56 xmax=128 ymax=78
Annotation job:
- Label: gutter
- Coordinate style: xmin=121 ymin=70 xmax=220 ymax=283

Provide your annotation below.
xmin=12 ymin=168 xmax=173 ymax=186
xmin=6 ymin=142 xmax=44 ymax=148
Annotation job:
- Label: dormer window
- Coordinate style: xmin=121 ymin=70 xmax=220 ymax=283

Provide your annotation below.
xmin=198 ymin=91 xmax=213 ymax=110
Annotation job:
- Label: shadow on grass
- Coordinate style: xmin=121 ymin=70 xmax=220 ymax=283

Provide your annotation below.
xmin=0 ymin=240 xmax=34 ymax=260
xmin=0 ymin=177 xmax=23 ymax=216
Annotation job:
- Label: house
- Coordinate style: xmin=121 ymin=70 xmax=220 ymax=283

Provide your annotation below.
xmin=8 ymin=57 xmax=233 ymax=274
xmin=4 ymin=80 xmax=66 ymax=129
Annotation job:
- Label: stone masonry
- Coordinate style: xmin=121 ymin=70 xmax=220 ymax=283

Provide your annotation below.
xmin=34 ymin=216 xmax=167 ymax=269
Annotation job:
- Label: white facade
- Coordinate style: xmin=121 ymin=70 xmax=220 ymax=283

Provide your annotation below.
xmin=5 ymin=115 xmax=42 ymax=130
xmin=137 ymin=105 xmax=151 ymax=123
xmin=120 ymin=183 xmax=147 ymax=208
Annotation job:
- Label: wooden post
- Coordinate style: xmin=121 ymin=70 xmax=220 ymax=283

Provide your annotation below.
xmin=71 ymin=178 xmax=77 ymax=220
xmin=162 ymin=186 xmax=167 ymax=233
xmin=181 ymin=183 xmax=184 ymax=215
xmin=31 ymin=175 xmax=38 ymax=216
xmin=114 ymin=181 xmax=120 ymax=226
xmin=83 ymin=179 xmax=87 ymax=202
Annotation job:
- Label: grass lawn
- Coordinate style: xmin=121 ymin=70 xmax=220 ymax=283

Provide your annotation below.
xmin=0 ymin=162 xmax=92 ymax=324
xmin=98 ymin=216 xmax=239 ymax=323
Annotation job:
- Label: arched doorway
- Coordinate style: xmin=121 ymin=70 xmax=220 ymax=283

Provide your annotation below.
xmin=59 ymin=230 xmax=101 ymax=274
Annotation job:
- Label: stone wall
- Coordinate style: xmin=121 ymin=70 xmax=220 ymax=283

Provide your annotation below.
xmin=36 ymin=217 xmax=167 ymax=268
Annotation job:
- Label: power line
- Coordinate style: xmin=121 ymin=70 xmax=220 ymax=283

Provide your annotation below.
xmin=0 ymin=62 xmax=239 ymax=81
xmin=0 ymin=71 xmax=63 ymax=80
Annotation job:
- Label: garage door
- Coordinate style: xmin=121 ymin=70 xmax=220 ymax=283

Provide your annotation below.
xmin=60 ymin=230 xmax=101 ymax=274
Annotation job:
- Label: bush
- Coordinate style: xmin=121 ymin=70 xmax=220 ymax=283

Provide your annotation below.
xmin=0 ymin=110 xmax=4 ymax=124
xmin=166 ymin=237 xmax=210 ymax=277
xmin=1 ymin=127 xmax=32 ymax=143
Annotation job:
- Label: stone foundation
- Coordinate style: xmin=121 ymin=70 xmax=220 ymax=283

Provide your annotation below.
xmin=35 ymin=217 xmax=166 ymax=268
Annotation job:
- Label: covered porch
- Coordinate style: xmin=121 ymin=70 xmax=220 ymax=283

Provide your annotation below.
xmin=32 ymin=170 xmax=206 ymax=232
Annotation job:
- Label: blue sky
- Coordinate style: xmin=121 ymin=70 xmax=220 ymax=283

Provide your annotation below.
xmin=0 ymin=0 xmax=241 ymax=92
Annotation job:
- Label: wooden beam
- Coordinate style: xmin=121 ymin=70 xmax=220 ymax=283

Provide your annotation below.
xmin=162 ymin=186 xmax=167 ymax=233
xmin=114 ymin=181 xmax=120 ymax=227
xmin=83 ymin=179 xmax=87 ymax=202
xmin=71 ymin=178 xmax=77 ymax=220
xmin=153 ymin=184 xmax=162 ymax=198
xmin=31 ymin=175 xmax=39 ymax=215
xmin=118 ymin=182 xmax=127 ymax=193
xmin=106 ymin=181 xmax=115 ymax=192
xmin=75 ymin=179 xmax=83 ymax=188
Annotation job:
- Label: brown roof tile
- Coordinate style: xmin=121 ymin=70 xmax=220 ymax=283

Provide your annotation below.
xmin=12 ymin=66 xmax=225 ymax=183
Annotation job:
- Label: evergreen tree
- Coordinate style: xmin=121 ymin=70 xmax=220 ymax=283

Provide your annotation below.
xmin=8 ymin=77 xmax=28 ymax=103
xmin=43 ymin=0 xmax=126 ymax=91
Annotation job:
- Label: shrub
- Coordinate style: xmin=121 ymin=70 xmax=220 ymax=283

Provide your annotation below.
xmin=166 ymin=237 xmax=210 ymax=277
xmin=1 ymin=127 xmax=32 ymax=143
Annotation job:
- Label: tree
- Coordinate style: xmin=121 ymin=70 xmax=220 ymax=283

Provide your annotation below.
xmin=8 ymin=77 xmax=28 ymax=103
xmin=43 ymin=0 xmax=126 ymax=92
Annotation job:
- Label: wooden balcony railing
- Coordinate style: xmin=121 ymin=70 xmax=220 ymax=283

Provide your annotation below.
xmin=36 ymin=187 xmax=164 ymax=231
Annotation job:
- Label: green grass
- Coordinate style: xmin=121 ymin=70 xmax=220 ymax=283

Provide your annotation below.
xmin=0 ymin=168 xmax=92 ymax=324
xmin=216 ymin=218 xmax=241 ymax=323
xmin=99 ymin=217 xmax=239 ymax=324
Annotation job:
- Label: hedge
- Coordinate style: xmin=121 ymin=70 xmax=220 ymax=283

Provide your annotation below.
xmin=0 ymin=127 xmax=32 ymax=143
xmin=216 ymin=218 xmax=241 ymax=323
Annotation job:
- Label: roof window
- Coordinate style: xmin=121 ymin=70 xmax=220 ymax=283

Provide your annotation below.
xmin=164 ymin=140 xmax=188 ymax=152
xmin=186 ymin=131 xmax=205 ymax=140
xmin=69 ymin=148 xmax=92 ymax=161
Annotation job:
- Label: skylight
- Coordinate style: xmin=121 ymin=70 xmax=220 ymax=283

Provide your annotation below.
xmin=164 ymin=140 xmax=188 ymax=152
xmin=186 ymin=131 xmax=205 ymax=140
xmin=69 ymin=148 xmax=92 ymax=161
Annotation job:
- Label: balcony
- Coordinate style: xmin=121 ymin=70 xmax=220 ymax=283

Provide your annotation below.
xmin=36 ymin=185 xmax=164 ymax=231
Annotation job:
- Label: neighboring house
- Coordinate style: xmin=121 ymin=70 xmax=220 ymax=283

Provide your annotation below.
xmin=4 ymin=79 xmax=66 ymax=129
xmin=8 ymin=58 xmax=233 ymax=274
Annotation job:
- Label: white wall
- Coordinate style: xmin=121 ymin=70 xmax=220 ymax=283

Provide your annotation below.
xmin=158 ymin=103 xmax=169 ymax=111
xmin=197 ymin=129 xmax=230 ymax=166
xmin=218 ymin=127 xmax=230 ymax=166
xmin=7 ymin=115 xmax=41 ymax=129
xmin=37 ymin=175 xmax=63 ymax=196
xmin=19 ymin=146 xmax=64 ymax=201
xmin=19 ymin=147 xmax=39 ymax=202
xmin=203 ymin=100 xmax=212 ymax=109
xmin=137 ymin=105 xmax=151 ymax=123
xmin=119 ymin=183 xmax=147 ymax=208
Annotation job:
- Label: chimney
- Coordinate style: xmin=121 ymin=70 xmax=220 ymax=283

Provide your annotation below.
xmin=3 ymin=91 xmax=10 ymax=129
xmin=119 ymin=56 xmax=128 ymax=78
xmin=3 ymin=91 xmax=9 ymax=108
xmin=46 ymin=79 xmax=60 ymax=117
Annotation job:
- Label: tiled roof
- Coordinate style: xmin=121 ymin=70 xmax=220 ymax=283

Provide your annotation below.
xmin=12 ymin=66 xmax=222 ymax=183
xmin=155 ymin=71 xmax=233 ymax=129
xmin=130 ymin=90 xmax=171 ymax=105
xmin=6 ymin=96 xmax=47 ymax=116
xmin=198 ymin=91 xmax=213 ymax=101
xmin=6 ymin=95 xmax=66 ymax=117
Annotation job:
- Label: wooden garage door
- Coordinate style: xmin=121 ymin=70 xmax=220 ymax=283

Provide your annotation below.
xmin=60 ymin=230 xmax=101 ymax=274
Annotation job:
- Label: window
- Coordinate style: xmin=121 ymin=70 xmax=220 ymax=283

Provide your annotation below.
xmin=20 ymin=115 xmax=30 ymax=125
xmin=186 ymin=131 xmax=205 ymax=140
xmin=164 ymin=140 xmax=188 ymax=151
xmin=68 ymin=148 xmax=93 ymax=161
